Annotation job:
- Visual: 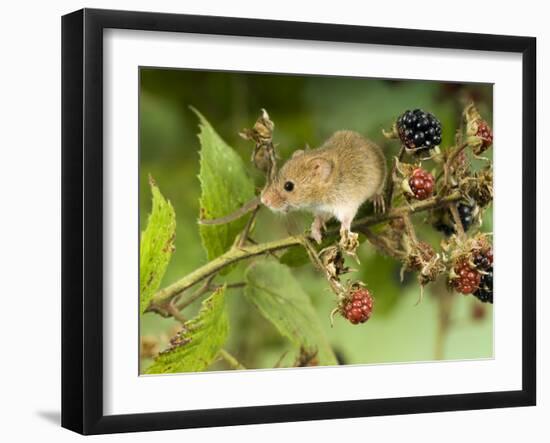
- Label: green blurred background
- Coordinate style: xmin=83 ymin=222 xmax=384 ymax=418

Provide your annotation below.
xmin=139 ymin=68 xmax=493 ymax=371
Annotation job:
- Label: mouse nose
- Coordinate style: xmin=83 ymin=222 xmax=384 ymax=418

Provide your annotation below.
xmin=260 ymin=193 xmax=270 ymax=206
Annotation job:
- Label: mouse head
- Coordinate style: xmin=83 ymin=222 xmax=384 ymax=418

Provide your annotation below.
xmin=260 ymin=150 xmax=334 ymax=212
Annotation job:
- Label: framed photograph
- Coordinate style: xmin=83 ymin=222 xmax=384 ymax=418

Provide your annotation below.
xmin=62 ymin=8 xmax=536 ymax=435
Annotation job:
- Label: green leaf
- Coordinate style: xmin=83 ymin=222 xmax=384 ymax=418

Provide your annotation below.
xmin=278 ymin=247 xmax=310 ymax=267
xmin=195 ymin=109 xmax=256 ymax=265
xmin=140 ymin=178 xmax=176 ymax=315
xmin=245 ymin=260 xmax=337 ymax=365
xmin=146 ymin=287 xmax=229 ymax=374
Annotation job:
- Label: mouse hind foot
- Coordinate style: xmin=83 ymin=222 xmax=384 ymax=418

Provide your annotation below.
xmin=372 ymin=194 xmax=386 ymax=214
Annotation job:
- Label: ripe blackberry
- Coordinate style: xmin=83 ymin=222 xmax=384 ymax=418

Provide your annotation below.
xmin=397 ymin=109 xmax=442 ymax=155
xmin=476 ymin=120 xmax=493 ymax=151
xmin=453 ymin=259 xmax=481 ymax=294
xmin=341 ymin=287 xmax=374 ymax=324
xmin=433 ymin=202 xmax=477 ymax=236
xmin=457 ymin=202 xmax=476 ymax=231
xmin=408 ymin=168 xmax=435 ymax=200
xmin=474 ymin=266 xmax=493 ymax=303
xmin=473 ymin=249 xmax=493 ymax=271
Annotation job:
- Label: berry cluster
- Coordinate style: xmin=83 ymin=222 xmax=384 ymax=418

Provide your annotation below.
xmin=397 ymin=109 xmax=442 ymax=155
xmin=408 ymin=168 xmax=435 ymax=200
xmin=452 ymin=259 xmax=481 ymax=294
xmin=473 ymin=249 xmax=493 ymax=270
xmin=341 ymin=287 xmax=374 ymax=325
xmin=474 ymin=270 xmax=493 ymax=303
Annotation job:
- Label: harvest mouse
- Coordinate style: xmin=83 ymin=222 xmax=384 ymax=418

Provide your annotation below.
xmin=261 ymin=130 xmax=387 ymax=244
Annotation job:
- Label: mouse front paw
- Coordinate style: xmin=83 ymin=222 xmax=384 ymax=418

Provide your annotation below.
xmin=310 ymin=214 xmax=329 ymax=244
xmin=311 ymin=225 xmax=323 ymax=244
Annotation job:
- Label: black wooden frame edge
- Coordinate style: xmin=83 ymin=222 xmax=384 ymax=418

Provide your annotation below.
xmin=61 ymin=8 xmax=537 ymax=435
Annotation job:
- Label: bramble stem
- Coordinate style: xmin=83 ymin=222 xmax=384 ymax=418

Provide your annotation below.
xmin=218 ymin=349 xmax=247 ymax=370
xmin=442 ymin=142 xmax=469 ymax=188
xmin=146 ymin=191 xmax=462 ymax=314
xmin=402 ymin=214 xmax=418 ymax=244
xmin=237 ymin=204 xmax=260 ymax=247
xmin=148 ymin=236 xmax=303 ymax=310
xmin=174 ymin=274 xmax=216 ymax=312
xmin=384 ymin=145 xmax=405 ymax=210
xmin=449 ymin=202 xmax=466 ymax=239
xmin=357 ymin=225 xmax=405 ymax=259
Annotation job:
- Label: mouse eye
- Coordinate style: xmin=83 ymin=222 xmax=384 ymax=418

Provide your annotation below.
xmin=283 ymin=181 xmax=294 ymax=192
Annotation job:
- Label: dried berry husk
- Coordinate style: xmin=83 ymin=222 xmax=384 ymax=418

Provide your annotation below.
xmin=402 ymin=239 xmax=445 ymax=286
xmin=463 ymin=103 xmax=493 ymax=156
xmin=465 ymin=167 xmax=493 ymax=208
xmin=239 ymin=108 xmax=274 ymax=145
xmin=320 ymin=245 xmax=349 ymax=281
xmin=239 ymin=109 xmax=277 ymax=177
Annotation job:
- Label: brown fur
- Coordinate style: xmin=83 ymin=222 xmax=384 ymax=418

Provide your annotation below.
xmin=261 ymin=130 xmax=387 ymax=215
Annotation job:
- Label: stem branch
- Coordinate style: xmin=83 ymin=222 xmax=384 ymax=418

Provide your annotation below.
xmin=147 ymin=191 xmax=462 ymax=313
xmin=218 ymin=349 xmax=247 ymax=370
xmin=384 ymin=146 xmax=406 ymax=210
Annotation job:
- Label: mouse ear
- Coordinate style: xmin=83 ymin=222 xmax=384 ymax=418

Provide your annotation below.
xmin=291 ymin=149 xmax=304 ymax=159
xmin=308 ymin=157 xmax=333 ymax=180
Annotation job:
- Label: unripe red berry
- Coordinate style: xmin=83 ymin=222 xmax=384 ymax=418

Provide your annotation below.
xmin=453 ymin=259 xmax=481 ymax=294
xmin=476 ymin=120 xmax=493 ymax=149
xmin=473 ymin=248 xmax=493 ymax=270
xmin=341 ymin=287 xmax=374 ymax=324
xmin=408 ymin=168 xmax=435 ymax=200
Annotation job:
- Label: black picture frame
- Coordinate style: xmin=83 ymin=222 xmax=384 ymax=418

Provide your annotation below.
xmin=62 ymin=8 xmax=537 ymax=435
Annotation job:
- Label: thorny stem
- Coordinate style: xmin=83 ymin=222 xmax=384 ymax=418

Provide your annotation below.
xmin=173 ymin=274 xmax=216 ymax=313
xmin=218 ymin=349 xmax=247 ymax=370
xmin=173 ymin=280 xmax=246 ymax=312
xmin=166 ymin=303 xmax=188 ymax=325
xmin=449 ymin=202 xmax=466 ymax=239
xmin=147 ymin=191 xmax=462 ymax=314
xmin=237 ymin=204 xmax=260 ymax=247
xmin=273 ymin=351 xmax=289 ymax=368
xmin=384 ymin=145 xmax=406 ymax=210
xmin=402 ymin=214 xmax=418 ymax=244
xmin=358 ymin=226 xmax=405 ymax=259
xmin=302 ymin=237 xmax=344 ymax=295
xmin=147 ymin=236 xmax=303 ymax=312
xmin=442 ymin=142 xmax=469 ymax=189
